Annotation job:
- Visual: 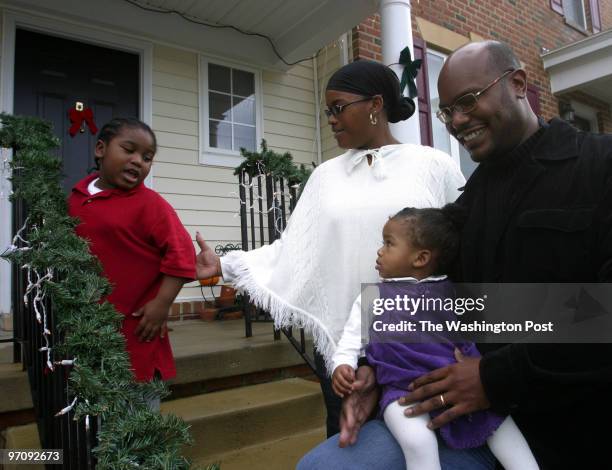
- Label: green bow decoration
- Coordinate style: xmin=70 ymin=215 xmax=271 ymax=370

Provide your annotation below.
xmin=398 ymin=46 xmax=422 ymax=99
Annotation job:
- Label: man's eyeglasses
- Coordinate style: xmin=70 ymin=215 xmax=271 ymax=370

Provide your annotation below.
xmin=324 ymin=96 xmax=373 ymax=118
xmin=436 ymin=69 xmax=515 ymax=124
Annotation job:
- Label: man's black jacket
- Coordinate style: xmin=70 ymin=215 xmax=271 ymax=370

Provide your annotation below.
xmin=457 ymin=118 xmax=612 ymax=469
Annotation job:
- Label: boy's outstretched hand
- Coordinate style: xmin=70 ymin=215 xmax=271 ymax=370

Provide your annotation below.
xmin=195 ymin=231 xmax=222 ymax=279
xmin=332 ymin=364 xmax=355 ymax=397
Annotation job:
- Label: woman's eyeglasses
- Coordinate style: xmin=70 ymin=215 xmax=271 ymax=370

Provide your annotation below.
xmin=436 ymin=69 xmax=515 ymax=124
xmin=324 ymin=96 xmax=373 ymax=118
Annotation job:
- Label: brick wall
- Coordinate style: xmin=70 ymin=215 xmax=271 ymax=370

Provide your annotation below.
xmin=168 ymin=298 xmax=243 ymax=322
xmin=352 ymin=1 xmax=611 ymax=132
xmin=168 ymin=300 xmax=205 ymax=321
xmin=352 ymin=15 xmax=382 ymax=62
xmin=600 ymin=0 xmax=612 ymax=30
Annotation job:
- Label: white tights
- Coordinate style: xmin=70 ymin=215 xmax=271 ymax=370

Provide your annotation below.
xmin=383 ymin=400 xmax=539 ymax=470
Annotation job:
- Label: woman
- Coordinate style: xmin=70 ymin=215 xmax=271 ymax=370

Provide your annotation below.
xmin=195 ymin=60 xmax=464 ymax=438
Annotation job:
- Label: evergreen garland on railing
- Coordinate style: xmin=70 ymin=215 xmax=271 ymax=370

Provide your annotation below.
xmin=0 ymin=113 xmax=195 ymax=469
xmin=234 ymin=140 xmax=314 ymax=192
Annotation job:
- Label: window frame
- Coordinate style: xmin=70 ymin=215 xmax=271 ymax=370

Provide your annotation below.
xmin=425 ymin=48 xmax=480 ymax=179
xmin=425 ymin=48 xmax=462 ymax=167
xmin=563 ymin=0 xmax=588 ymax=31
xmin=198 ymin=55 xmax=263 ymax=167
xmin=590 ymin=0 xmax=602 ymax=33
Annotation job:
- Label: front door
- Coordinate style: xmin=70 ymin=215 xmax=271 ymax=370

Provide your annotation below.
xmin=14 ymin=28 xmax=140 ymax=192
xmin=10 ymin=29 xmax=141 ymax=362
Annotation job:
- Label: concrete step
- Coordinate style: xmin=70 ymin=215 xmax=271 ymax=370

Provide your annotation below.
xmin=3 ymin=378 xmax=325 ymax=467
xmin=1 ymin=321 xmax=314 ymax=413
xmin=0 ymin=340 xmax=14 ymax=364
xmin=0 ymin=423 xmax=325 ymax=470
xmin=162 ymin=377 xmax=325 ymax=460
xmin=197 ymin=426 xmax=326 ymax=470
xmin=169 ymin=320 xmax=314 ymax=392
xmin=1 ymin=423 xmax=43 ymax=470
xmin=0 ymin=363 xmax=32 ymax=413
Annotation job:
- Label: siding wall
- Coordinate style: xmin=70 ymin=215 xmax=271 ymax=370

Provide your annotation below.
xmin=151 ymin=45 xmax=321 ymax=300
xmin=262 ymin=63 xmax=318 ymax=166
xmin=3 ymin=24 xmax=343 ymax=303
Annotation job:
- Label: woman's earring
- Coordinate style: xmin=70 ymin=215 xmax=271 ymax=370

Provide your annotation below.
xmin=369 ymin=112 xmax=378 ymax=125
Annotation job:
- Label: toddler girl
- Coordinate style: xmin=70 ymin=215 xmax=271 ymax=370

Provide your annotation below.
xmin=332 ymin=205 xmax=538 ymax=469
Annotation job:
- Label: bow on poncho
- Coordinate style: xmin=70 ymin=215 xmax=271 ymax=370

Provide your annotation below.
xmin=348 ymin=148 xmax=387 ymax=180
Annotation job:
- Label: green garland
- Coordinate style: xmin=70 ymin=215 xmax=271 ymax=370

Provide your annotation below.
xmin=0 ymin=114 xmax=196 ymax=469
xmin=234 ymin=140 xmax=314 ymax=192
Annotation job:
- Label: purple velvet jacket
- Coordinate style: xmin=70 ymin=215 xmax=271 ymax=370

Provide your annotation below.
xmin=365 ymin=279 xmax=504 ymax=449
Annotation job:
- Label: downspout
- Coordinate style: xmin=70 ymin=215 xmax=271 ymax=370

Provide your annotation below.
xmin=380 ymin=0 xmax=421 ymax=145
xmin=312 ymin=54 xmax=323 ymax=165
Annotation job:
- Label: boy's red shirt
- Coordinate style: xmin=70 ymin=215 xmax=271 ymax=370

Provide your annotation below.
xmin=68 ymin=173 xmax=196 ymax=381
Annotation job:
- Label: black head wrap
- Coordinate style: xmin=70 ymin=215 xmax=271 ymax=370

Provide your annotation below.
xmin=326 ymin=60 xmax=415 ymax=123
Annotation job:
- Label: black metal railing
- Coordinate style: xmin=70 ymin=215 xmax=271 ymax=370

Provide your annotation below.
xmin=11 ymin=191 xmax=96 ymax=469
xmin=237 ymin=171 xmax=316 ymax=374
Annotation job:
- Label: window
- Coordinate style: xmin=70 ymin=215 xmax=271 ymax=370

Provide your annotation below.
xmin=569 ymin=100 xmax=598 ymax=133
xmin=199 ymin=58 xmax=262 ymax=166
xmin=426 ymin=50 xmax=478 ymax=179
xmin=573 ymin=115 xmax=591 ymax=131
xmin=563 ymin=0 xmax=587 ymax=30
xmin=551 ymin=0 xmax=589 ymax=31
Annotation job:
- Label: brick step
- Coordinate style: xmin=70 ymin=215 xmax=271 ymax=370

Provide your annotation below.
xmin=162 ymin=378 xmax=325 ymax=461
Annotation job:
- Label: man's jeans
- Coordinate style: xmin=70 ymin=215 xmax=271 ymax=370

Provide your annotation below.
xmin=297 ymin=419 xmax=496 ymax=470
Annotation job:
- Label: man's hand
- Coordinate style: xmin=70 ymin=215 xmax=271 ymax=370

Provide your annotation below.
xmin=338 ymin=365 xmax=378 ymax=448
xmin=195 ymin=231 xmax=222 ymax=280
xmin=332 ymin=364 xmax=355 ymax=398
xmin=399 ymin=348 xmax=490 ymax=429
xmin=133 ymin=296 xmax=171 ymax=342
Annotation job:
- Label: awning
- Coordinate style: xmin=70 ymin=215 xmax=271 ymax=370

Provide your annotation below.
xmin=542 ymin=29 xmax=612 ymax=103
xmin=5 ymin=0 xmax=379 ymax=70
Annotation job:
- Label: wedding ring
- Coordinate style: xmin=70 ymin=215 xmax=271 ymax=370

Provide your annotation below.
xmin=439 ymin=394 xmax=446 ymax=407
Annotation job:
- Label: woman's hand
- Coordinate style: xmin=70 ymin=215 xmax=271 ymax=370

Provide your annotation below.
xmin=399 ymin=348 xmax=490 ymax=430
xmin=195 ymin=231 xmax=222 ymax=279
xmin=338 ymin=365 xmax=378 ymax=448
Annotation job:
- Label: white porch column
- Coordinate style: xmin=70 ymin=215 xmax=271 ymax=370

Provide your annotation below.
xmin=380 ymin=0 xmax=421 ymax=145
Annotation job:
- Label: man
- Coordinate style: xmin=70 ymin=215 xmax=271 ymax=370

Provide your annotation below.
xmin=296 ymin=40 xmax=612 ymax=469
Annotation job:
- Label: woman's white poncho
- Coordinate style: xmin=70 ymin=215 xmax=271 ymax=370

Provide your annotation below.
xmin=221 ymin=144 xmax=465 ymax=369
